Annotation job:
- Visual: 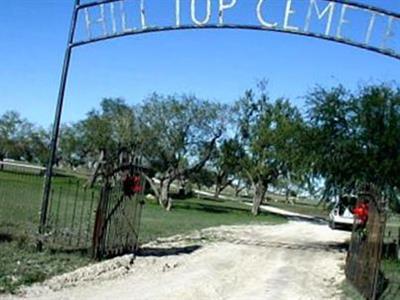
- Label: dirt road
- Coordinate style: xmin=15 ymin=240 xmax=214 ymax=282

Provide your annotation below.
xmin=8 ymin=221 xmax=350 ymax=300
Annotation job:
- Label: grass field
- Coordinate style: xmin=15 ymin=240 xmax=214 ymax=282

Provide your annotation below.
xmin=266 ymin=201 xmax=329 ymax=219
xmin=0 ymin=171 xmax=43 ymax=237
xmin=381 ymin=260 xmax=400 ymax=299
xmin=1 ymin=170 xmax=399 ymax=297
xmin=0 ymin=170 xmax=93 ymax=293
xmin=140 ymin=197 xmax=285 ymax=243
xmin=0 ymin=170 xmax=285 ymax=293
xmin=0 ymin=171 xmax=89 ymax=238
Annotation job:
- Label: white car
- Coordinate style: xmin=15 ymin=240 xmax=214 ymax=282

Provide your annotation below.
xmin=329 ymin=204 xmax=354 ymax=230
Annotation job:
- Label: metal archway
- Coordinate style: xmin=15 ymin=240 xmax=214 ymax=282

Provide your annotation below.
xmin=39 ymin=0 xmax=400 ymax=237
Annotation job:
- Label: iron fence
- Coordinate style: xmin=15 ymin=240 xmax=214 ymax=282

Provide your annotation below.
xmin=0 ymin=162 xmax=99 ymax=254
xmin=46 ymin=180 xmax=100 ymax=252
xmin=0 ymin=168 xmax=43 ymax=239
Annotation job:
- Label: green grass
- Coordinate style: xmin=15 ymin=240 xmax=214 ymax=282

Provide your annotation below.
xmin=140 ymin=197 xmax=286 ymax=243
xmin=0 ymin=171 xmax=43 ymax=236
xmin=340 ymin=280 xmax=364 ymax=300
xmin=380 ymin=260 xmax=400 ymax=299
xmin=0 ymin=171 xmax=89 ymax=237
xmin=0 ymin=170 xmax=99 ymax=252
xmin=0 ymin=171 xmax=286 ymax=294
xmin=0 ymin=240 xmax=91 ymax=294
xmin=263 ymin=201 xmax=329 ymax=219
xmin=3 ymin=170 xmax=394 ymax=296
xmin=0 ymin=171 xmax=95 ymax=293
xmin=231 ymin=190 xmax=328 ymax=220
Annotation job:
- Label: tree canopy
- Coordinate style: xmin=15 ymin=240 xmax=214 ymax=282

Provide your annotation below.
xmin=2 ymin=82 xmax=400 ymax=212
xmin=233 ymin=85 xmax=305 ymax=215
xmin=138 ymin=93 xmax=225 ymax=209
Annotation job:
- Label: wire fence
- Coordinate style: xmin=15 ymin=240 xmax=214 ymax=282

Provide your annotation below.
xmin=0 ymin=168 xmax=43 ymax=240
xmin=46 ymin=180 xmax=100 ymax=252
xmin=0 ymin=161 xmax=99 ymax=254
xmin=0 ymin=160 xmax=146 ymax=260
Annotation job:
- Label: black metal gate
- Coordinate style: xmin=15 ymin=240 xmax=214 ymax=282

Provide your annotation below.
xmin=44 ymin=156 xmax=146 ymax=259
xmin=345 ymin=186 xmax=387 ymax=300
xmin=92 ymin=177 xmax=145 ymax=259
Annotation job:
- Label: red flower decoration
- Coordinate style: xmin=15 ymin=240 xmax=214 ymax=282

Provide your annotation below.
xmin=123 ymin=175 xmax=143 ymax=196
xmin=353 ymin=202 xmax=369 ymax=225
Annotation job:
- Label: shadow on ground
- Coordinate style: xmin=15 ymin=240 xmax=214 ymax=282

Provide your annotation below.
xmin=0 ymin=233 xmax=13 ymax=243
xmin=288 ymin=215 xmax=328 ymax=225
xmin=175 ymin=202 xmax=250 ymax=215
xmin=209 ymin=236 xmax=350 ymax=254
xmin=136 ymin=245 xmax=202 ymax=257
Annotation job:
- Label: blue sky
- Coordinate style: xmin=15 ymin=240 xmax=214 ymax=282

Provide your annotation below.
xmin=1 ymin=0 xmax=400 ymax=127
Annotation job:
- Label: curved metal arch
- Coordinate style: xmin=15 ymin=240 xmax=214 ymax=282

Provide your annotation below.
xmin=71 ymin=24 xmax=400 ymax=61
xmin=72 ymin=0 xmax=400 ymax=60
xmin=39 ymin=0 xmax=400 ymax=240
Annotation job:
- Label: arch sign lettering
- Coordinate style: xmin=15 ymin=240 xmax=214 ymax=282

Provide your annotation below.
xmin=74 ymin=0 xmax=400 ymax=58
xmin=39 ymin=0 xmax=400 ymax=235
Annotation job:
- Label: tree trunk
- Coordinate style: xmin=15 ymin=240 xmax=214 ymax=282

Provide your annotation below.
xmin=235 ymin=186 xmax=245 ymax=197
xmin=285 ymin=186 xmax=295 ymax=205
xmin=234 ymin=179 xmax=246 ymax=197
xmin=159 ymin=178 xmax=171 ymax=209
xmin=252 ymin=182 xmax=266 ymax=216
xmin=285 ymin=173 xmax=295 ymax=205
xmin=214 ymin=171 xmax=223 ymax=200
xmin=87 ymin=149 xmax=105 ymax=188
xmin=166 ymin=196 xmax=173 ymax=211
xmin=214 ymin=184 xmax=222 ymax=200
xmin=317 ymin=197 xmax=325 ymax=208
xmin=142 ymin=172 xmax=160 ymax=200
xmin=177 ymin=177 xmax=186 ymax=197
xmin=214 ymin=181 xmax=232 ymax=200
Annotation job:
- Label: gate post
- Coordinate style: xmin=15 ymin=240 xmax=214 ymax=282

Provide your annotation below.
xmin=38 ymin=0 xmax=81 ymax=250
xmin=345 ymin=185 xmax=387 ymax=299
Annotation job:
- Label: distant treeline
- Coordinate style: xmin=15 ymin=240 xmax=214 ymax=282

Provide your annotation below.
xmin=1 ymin=82 xmax=400 ymax=213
